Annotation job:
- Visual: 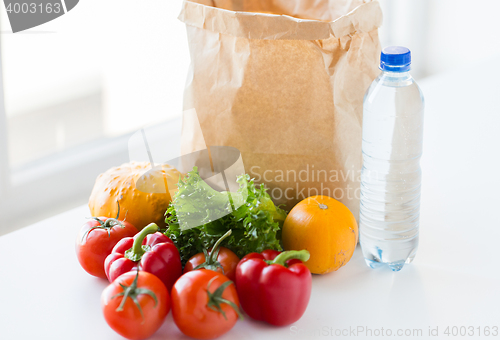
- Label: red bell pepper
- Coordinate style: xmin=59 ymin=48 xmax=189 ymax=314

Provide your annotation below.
xmin=235 ymin=249 xmax=311 ymax=326
xmin=104 ymin=223 xmax=182 ymax=291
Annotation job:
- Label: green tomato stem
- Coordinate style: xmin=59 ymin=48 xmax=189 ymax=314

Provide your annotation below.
xmin=125 ymin=223 xmax=158 ymax=262
xmin=206 ymin=277 xmax=243 ymax=320
xmin=112 ymin=269 xmax=158 ymax=322
xmin=208 ymin=229 xmax=232 ymax=263
xmin=269 ymin=250 xmax=310 ymax=266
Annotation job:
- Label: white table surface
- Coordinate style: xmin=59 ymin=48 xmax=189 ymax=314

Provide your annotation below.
xmin=1 ymin=58 xmax=500 ymax=340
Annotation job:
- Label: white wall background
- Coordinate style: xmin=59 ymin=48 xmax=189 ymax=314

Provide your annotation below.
xmin=378 ymin=0 xmax=500 ymax=79
xmin=1 ymin=0 xmax=189 ymax=134
xmin=3 ymin=0 xmax=500 ymax=127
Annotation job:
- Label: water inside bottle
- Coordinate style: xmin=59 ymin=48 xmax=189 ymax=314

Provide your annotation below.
xmin=359 ymin=71 xmax=424 ymax=271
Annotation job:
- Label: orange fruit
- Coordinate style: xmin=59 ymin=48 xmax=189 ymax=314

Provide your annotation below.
xmin=282 ymin=195 xmax=358 ymax=274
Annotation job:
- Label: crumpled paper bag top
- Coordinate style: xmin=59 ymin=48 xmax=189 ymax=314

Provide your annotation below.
xmin=179 ymin=0 xmax=382 ymax=40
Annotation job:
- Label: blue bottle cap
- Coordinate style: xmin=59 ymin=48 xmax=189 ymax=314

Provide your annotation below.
xmin=380 ymin=46 xmax=411 ymax=72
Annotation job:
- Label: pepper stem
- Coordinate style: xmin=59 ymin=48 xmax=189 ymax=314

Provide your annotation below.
xmin=269 ymin=250 xmax=310 ymax=266
xmin=125 ymin=223 xmax=158 ymax=262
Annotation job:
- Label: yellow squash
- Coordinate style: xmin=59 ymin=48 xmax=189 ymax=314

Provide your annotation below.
xmin=89 ymin=162 xmax=181 ymax=230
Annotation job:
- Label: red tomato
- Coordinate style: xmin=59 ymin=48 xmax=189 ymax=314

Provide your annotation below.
xmin=171 ymin=270 xmax=242 ymax=339
xmin=184 ymin=246 xmax=240 ymax=281
xmin=101 ymin=271 xmax=170 ymax=340
xmin=76 ymin=216 xmax=137 ymax=278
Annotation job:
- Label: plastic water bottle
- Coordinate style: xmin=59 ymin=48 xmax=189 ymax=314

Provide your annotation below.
xmin=359 ymin=46 xmax=424 ymax=271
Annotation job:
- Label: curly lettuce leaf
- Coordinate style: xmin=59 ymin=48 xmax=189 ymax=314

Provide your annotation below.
xmin=165 ymin=167 xmax=286 ymax=263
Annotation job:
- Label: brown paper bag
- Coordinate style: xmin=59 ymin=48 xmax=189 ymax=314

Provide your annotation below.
xmin=179 ymin=0 xmax=383 ymax=218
